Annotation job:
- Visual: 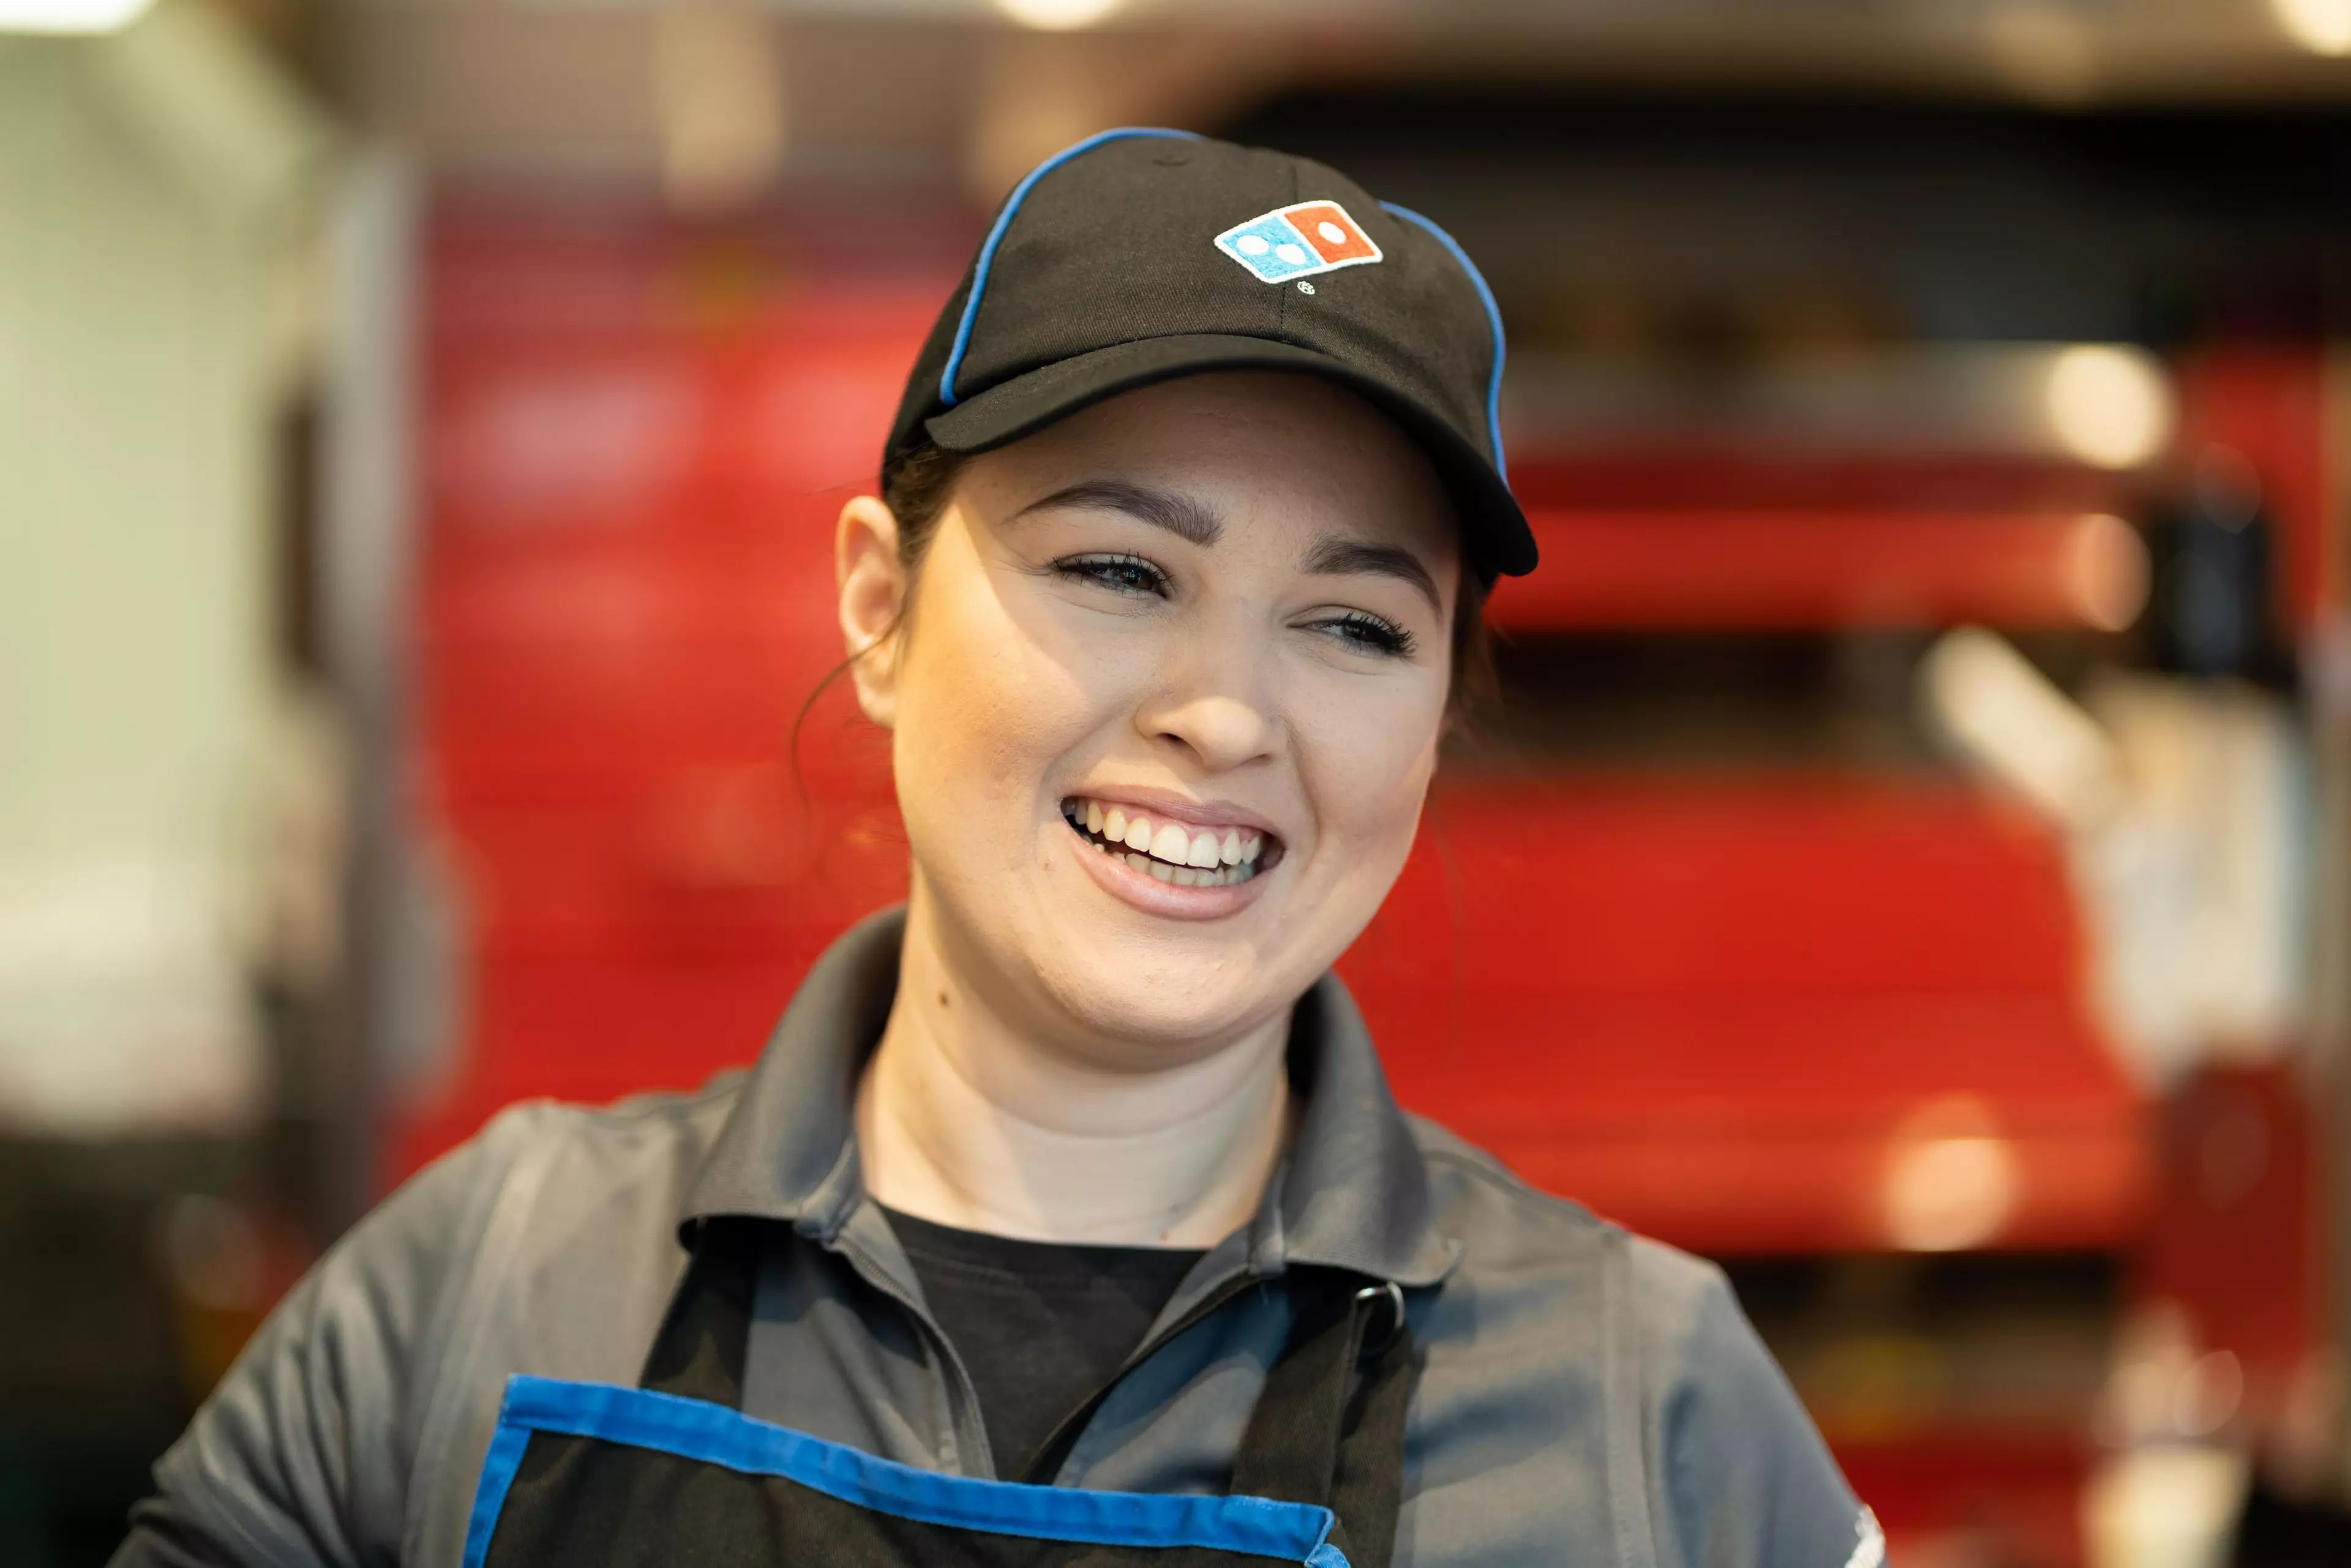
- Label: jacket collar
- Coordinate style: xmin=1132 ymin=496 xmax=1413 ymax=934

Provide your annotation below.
xmin=680 ymin=906 xmax=1458 ymax=1288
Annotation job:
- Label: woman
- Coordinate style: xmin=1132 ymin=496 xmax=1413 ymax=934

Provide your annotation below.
xmin=116 ymin=132 xmax=1875 ymax=1568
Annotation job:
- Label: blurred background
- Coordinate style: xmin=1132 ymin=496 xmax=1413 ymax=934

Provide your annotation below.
xmin=6 ymin=0 xmax=2351 ymax=1563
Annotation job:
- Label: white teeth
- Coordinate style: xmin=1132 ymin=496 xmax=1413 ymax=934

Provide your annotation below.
xmin=1074 ymin=800 xmax=1270 ymax=881
xmin=1096 ymin=848 xmax=1256 ymax=889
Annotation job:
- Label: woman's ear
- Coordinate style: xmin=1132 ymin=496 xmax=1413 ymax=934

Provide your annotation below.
xmin=836 ymin=494 xmax=908 ymax=729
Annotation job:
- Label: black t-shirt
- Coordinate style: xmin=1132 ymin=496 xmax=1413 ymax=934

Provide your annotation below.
xmin=880 ymin=1207 xmax=1204 ymax=1479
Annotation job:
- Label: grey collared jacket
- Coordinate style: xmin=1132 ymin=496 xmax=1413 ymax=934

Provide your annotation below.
xmin=113 ymin=909 xmax=1877 ymax=1568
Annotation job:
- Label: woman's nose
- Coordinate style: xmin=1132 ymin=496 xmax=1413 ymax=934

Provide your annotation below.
xmin=1133 ymin=653 xmax=1283 ymax=773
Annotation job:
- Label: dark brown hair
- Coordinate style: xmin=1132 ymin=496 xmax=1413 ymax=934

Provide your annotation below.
xmin=877 ymin=438 xmax=1494 ymax=721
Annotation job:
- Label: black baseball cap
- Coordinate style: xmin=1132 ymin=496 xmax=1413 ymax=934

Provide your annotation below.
xmin=883 ymin=129 xmax=1536 ymax=582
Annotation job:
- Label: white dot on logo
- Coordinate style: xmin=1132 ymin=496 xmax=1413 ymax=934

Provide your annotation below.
xmin=1235 ymin=234 xmax=1269 ymax=257
xmin=1317 ymin=221 xmax=1348 ymax=244
xmin=1297 ymin=280 xmax=1316 ymax=294
xmin=1275 ymin=243 xmax=1308 ymax=265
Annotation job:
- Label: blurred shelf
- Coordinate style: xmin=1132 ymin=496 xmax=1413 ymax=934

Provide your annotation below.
xmin=1505 ymin=451 xmax=2129 ymax=512
xmin=1503 ymin=345 xmax=2164 ymax=463
xmin=1488 ymin=506 xmax=2144 ymax=631
xmin=1833 ymin=1430 xmax=2090 ymax=1567
xmin=1346 ymin=776 xmax=2151 ymax=1255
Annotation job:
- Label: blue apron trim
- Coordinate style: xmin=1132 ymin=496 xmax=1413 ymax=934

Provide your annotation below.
xmin=461 ymin=1375 xmax=1346 ymax=1567
xmin=459 ymin=1411 xmax=536 ymax=1568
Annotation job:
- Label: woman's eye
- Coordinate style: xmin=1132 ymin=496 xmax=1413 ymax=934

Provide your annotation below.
xmin=1313 ymin=611 xmax=1417 ymax=658
xmin=1052 ymin=553 xmax=1169 ymax=596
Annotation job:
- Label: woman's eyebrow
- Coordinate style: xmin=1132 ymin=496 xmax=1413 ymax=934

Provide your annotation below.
xmin=1301 ymin=535 xmax=1442 ymax=614
xmin=1008 ymin=480 xmax=1222 ymax=546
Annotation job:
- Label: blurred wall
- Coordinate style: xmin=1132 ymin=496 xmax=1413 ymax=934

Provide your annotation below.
xmin=0 ymin=6 xmax=331 ymax=1134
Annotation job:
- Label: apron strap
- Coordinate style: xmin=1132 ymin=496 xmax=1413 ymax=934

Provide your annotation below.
xmin=639 ymin=1228 xmax=1419 ymax=1568
xmin=1329 ymin=1305 xmax=1416 ymax=1568
xmin=1228 ymin=1271 xmax=1419 ymax=1568
xmin=639 ymin=1217 xmax=760 ymax=1407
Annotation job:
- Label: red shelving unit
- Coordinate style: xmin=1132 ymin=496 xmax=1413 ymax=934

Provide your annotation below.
xmin=1353 ymin=776 xmax=2148 ymax=1256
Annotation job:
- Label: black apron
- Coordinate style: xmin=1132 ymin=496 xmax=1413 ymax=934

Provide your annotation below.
xmin=460 ymin=1218 xmax=1420 ymax=1568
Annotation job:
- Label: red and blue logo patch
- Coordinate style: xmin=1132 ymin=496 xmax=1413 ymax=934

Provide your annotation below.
xmin=1213 ymin=200 xmax=1383 ymax=284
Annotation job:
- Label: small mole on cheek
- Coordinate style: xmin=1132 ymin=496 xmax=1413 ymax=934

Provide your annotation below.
xmin=936 ymin=989 xmax=950 ymax=1010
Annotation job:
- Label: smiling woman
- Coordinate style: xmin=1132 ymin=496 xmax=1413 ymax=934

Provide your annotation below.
xmin=842 ymin=372 xmax=1461 ymax=1250
xmin=113 ymin=133 xmax=1874 ymax=1568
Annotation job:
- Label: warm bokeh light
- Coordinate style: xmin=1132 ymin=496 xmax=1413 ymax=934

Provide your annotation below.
xmin=994 ymin=0 xmax=1126 ymax=31
xmin=2066 ymin=512 xmax=2153 ymax=632
xmin=2082 ymin=1446 xmax=2250 ymax=1568
xmin=0 ymin=0 xmax=148 ymax=32
xmin=2273 ymin=0 xmax=2351 ymax=56
xmin=1884 ymin=1133 xmax=2022 ymax=1252
xmin=2042 ymin=344 xmax=2175 ymax=468
xmin=1919 ymin=626 xmax=2121 ymax=829
xmin=653 ymin=7 xmax=785 ymax=212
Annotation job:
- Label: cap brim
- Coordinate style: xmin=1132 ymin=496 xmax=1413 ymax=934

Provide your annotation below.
xmin=923 ymin=334 xmax=1537 ymax=580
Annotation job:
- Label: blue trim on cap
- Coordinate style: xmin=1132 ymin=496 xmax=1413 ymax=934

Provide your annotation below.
xmin=1378 ymin=203 xmax=1507 ymax=483
xmin=938 ymin=126 xmax=1201 ymax=409
xmin=460 ymin=1375 xmax=1343 ymax=1567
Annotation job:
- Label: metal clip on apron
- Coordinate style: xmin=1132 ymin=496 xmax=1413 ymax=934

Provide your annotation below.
xmin=462 ymin=1219 xmax=1420 ymax=1568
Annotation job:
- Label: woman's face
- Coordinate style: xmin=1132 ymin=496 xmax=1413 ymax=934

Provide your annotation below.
xmin=838 ymin=372 xmax=1460 ymax=1069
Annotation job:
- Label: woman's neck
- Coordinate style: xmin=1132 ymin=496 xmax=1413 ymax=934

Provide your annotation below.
xmin=854 ymin=896 xmax=1291 ymax=1248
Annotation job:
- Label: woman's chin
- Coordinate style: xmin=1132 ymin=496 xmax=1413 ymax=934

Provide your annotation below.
xmin=1032 ymin=963 xmax=1283 ymax=1060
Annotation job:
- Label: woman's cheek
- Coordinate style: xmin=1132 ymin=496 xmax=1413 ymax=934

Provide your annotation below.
xmin=1295 ymin=670 xmax=1446 ymax=873
xmin=894 ymin=576 xmax=1123 ymax=855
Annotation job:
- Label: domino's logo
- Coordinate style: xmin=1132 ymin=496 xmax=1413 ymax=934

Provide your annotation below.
xmin=1213 ymin=200 xmax=1383 ymax=284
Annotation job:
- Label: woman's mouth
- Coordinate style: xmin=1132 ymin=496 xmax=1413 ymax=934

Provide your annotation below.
xmin=1059 ymin=797 xmax=1279 ymax=888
